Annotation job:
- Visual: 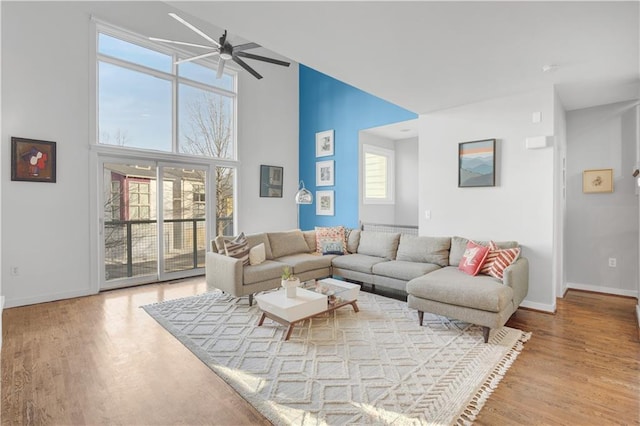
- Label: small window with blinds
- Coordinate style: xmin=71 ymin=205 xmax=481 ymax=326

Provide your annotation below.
xmin=363 ymin=144 xmax=395 ymax=204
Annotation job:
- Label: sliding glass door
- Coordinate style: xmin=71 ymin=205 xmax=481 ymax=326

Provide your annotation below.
xmin=99 ymin=159 xmax=216 ymax=290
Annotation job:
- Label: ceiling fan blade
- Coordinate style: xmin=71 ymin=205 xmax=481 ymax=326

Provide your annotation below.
xmin=233 ymin=42 xmax=261 ymax=52
xmin=232 ymin=56 xmax=263 ymax=79
xmin=148 ymin=37 xmax=213 ymax=50
xmin=235 ymin=51 xmax=290 ymax=67
xmin=216 ymin=59 xmax=226 ymax=79
xmin=168 ymin=13 xmax=220 ymax=48
xmin=175 ymin=51 xmax=220 ymax=65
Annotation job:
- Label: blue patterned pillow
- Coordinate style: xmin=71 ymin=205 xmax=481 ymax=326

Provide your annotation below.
xmin=321 ymin=240 xmax=344 ymax=255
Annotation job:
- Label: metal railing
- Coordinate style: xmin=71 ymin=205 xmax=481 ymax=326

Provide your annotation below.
xmin=104 ymin=218 xmax=207 ymax=280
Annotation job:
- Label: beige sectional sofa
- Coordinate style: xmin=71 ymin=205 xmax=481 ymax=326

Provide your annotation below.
xmin=206 ymin=228 xmax=528 ymax=342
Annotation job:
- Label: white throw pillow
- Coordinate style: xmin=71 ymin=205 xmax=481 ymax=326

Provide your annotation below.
xmin=249 ymin=243 xmax=266 ymax=266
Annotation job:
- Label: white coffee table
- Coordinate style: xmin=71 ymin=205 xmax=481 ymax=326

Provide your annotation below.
xmin=255 ymin=280 xmax=360 ymax=340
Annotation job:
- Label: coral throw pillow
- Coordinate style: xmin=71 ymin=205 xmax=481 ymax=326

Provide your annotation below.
xmin=315 ymin=226 xmax=346 ymax=254
xmin=458 ymin=241 xmax=490 ymax=276
xmin=487 ymin=247 xmax=521 ymax=280
xmin=479 ymin=241 xmax=500 ymax=275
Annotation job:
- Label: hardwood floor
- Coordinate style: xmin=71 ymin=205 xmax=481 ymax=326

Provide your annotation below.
xmin=2 ymin=279 xmax=638 ymax=425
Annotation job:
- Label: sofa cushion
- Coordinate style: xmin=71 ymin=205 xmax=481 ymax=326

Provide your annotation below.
xmin=372 ymin=260 xmax=441 ymax=282
xmin=396 ymin=235 xmax=450 ymax=267
xmin=315 ymin=226 xmax=346 ymax=254
xmin=449 ymin=236 xmax=519 ymax=266
xmin=302 ymin=230 xmax=317 ymax=252
xmin=357 ymin=231 xmax=400 ymax=260
xmin=243 ymin=260 xmax=286 ymax=285
xmin=277 ymin=253 xmax=334 ymax=274
xmin=223 ymin=233 xmax=250 ymax=266
xmin=406 ymin=267 xmax=513 ymax=313
xmin=346 ymin=229 xmax=361 ymax=254
xmin=268 ymin=230 xmax=311 ymax=258
xmin=458 ymin=241 xmax=490 ymax=276
xmin=331 ymin=253 xmax=389 ymax=274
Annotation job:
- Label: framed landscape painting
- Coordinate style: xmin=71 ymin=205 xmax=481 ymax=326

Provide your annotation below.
xmin=458 ymin=139 xmax=495 ymax=187
xmin=11 ymin=137 xmax=57 ymax=183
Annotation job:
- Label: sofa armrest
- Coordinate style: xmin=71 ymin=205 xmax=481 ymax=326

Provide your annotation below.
xmin=503 ymin=257 xmax=529 ymax=306
xmin=205 ymin=251 xmax=243 ymax=296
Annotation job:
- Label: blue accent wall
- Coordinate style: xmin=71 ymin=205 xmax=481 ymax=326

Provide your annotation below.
xmin=298 ymin=65 xmax=418 ymax=230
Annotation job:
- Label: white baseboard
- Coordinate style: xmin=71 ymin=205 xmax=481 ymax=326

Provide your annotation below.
xmin=566 ymin=282 xmax=638 ymax=298
xmin=519 ymin=299 xmax=556 ymax=313
xmin=4 ymin=289 xmax=95 ymax=309
xmin=636 ymin=305 xmax=640 ymax=329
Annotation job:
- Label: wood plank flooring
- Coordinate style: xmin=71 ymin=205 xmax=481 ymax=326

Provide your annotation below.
xmin=2 ymin=279 xmax=638 ymax=425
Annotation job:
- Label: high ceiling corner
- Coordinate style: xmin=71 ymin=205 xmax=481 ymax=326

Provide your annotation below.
xmin=170 ymin=1 xmax=639 ymax=113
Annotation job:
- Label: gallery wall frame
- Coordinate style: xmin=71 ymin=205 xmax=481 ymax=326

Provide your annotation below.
xmin=583 ymin=168 xmax=613 ymax=193
xmin=316 ymin=129 xmax=334 ymax=158
xmin=259 ymin=165 xmax=283 ymax=198
xmin=316 ymin=190 xmax=334 ymax=216
xmin=11 ymin=137 xmax=57 ymax=183
xmin=316 ymin=160 xmax=334 ymax=187
xmin=458 ymin=139 xmax=496 ymax=188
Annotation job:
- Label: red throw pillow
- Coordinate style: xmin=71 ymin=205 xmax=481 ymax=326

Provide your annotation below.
xmin=479 ymin=241 xmax=499 ymax=275
xmin=488 ymin=247 xmax=521 ymax=279
xmin=458 ymin=241 xmax=490 ymax=276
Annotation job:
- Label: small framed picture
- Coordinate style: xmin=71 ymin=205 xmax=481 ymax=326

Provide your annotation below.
xmin=316 ymin=190 xmax=334 ymax=216
xmin=11 ymin=137 xmax=57 ymax=183
xmin=316 ymin=129 xmax=334 ymax=157
xmin=259 ymin=165 xmax=283 ymax=197
xmin=583 ymin=169 xmax=613 ymax=193
xmin=316 ymin=160 xmax=334 ymax=187
xmin=458 ymin=139 xmax=495 ymax=188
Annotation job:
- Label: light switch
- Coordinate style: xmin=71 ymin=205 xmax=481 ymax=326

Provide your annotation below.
xmin=532 ymin=112 xmax=542 ymax=123
xmin=425 ymin=210 xmax=431 ymax=220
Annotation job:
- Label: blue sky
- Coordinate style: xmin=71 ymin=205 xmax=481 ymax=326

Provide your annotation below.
xmin=98 ymin=33 xmax=233 ymax=153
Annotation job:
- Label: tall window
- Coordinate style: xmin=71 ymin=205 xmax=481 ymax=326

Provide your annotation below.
xmin=96 ymin=29 xmax=236 ymax=160
xmin=363 ymin=144 xmax=395 ymax=204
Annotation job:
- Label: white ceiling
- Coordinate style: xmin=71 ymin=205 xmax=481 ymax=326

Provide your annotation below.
xmin=168 ymin=1 xmax=639 ymax=115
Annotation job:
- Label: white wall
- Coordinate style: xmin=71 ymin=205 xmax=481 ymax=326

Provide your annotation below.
xmin=1 ymin=2 xmax=298 ymax=307
xmin=553 ymin=90 xmax=567 ymax=298
xmin=565 ymin=101 xmax=639 ymax=298
xmin=395 ymin=137 xmax=419 ymax=226
xmin=418 ymin=89 xmax=556 ymax=311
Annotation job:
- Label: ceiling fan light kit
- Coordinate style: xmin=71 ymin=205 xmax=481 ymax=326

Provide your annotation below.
xmin=150 ymin=13 xmax=290 ymax=80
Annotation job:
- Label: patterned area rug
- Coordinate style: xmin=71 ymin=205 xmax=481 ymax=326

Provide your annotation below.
xmin=142 ymin=290 xmax=530 ymax=425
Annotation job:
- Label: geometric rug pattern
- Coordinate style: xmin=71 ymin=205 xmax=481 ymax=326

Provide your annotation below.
xmin=143 ymin=290 xmax=530 ymax=425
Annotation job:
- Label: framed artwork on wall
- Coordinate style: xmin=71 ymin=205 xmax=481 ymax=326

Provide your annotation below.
xmin=259 ymin=165 xmax=283 ymax=197
xmin=316 ymin=190 xmax=334 ymax=216
xmin=316 ymin=160 xmax=334 ymax=187
xmin=11 ymin=137 xmax=57 ymax=183
xmin=316 ymin=129 xmax=334 ymax=157
xmin=583 ymin=168 xmax=613 ymax=193
xmin=458 ymin=139 xmax=495 ymax=188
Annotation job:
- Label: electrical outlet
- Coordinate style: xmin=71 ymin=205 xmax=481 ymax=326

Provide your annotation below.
xmin=608 ymin=258 xmax=617 ymax=268
xmin=10 ymin=266 xmax=19 ymax=276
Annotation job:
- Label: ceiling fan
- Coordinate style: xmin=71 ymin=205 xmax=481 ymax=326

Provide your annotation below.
xmin=150 ymin=13 xmax=290 ymax=80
